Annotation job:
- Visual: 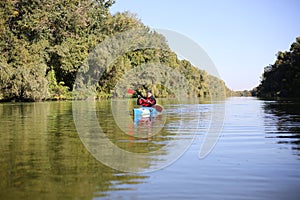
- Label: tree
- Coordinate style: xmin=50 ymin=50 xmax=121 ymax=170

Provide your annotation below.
xmin=257 ymin=36 xmax=300 ymax=98
xmin=0 ymin=0 xmax=227 ymax=101
xmin=0 ymin=0 xmax=115 ymax=101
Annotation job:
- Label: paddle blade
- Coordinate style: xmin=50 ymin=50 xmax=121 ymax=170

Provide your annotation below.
xmin=153 ymin=104 xmax=163 ymax=112
xmin=127 ymin=89 xmax=135 ymax=94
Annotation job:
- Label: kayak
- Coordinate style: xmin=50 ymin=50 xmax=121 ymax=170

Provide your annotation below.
xmin=133 ymin=107 xmax=157 ymax=117
xmin=133 ymin=105 xmax=163 ymax=124
xmin=133 ymin=107 xmax=158 ymax=124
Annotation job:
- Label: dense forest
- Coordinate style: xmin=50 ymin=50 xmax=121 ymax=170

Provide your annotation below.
xmin=0 ymin=0 xmax=226 ymax=101
xmin=256 ymin=37 xmax=300 ymax=98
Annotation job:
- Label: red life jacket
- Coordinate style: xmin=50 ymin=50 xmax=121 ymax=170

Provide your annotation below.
xmin=137 ymin=97 xmax=156 ymax=107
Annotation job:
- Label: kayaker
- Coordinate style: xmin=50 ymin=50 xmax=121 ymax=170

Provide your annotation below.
xmin=137 ymin=90 xmax=156 ymax=107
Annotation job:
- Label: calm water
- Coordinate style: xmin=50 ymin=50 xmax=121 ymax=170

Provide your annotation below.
xmin=0 ymin=97 xmax=299 ymax=199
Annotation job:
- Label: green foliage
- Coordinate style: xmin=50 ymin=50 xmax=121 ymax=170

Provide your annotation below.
xmin=104 ymin=48 xmax=226 ymax=99
xmin=0 ymin=0 xmax=114 ymax=101
xmin=46 ymin=69 xmax=71 ymax=100
xmin=0 ymin=37 xmax=48 ymax=101
xmin=0 ymin=0 xmax=226 ymax=101
xmin=257 ymin=37 xmax=300 ymax=98
xmin=229 ymin=90 xmax=253 ymax=97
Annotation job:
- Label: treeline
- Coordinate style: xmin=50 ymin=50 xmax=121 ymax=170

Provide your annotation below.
xmin=0 ymin=0 xmax=226 ymax=101
xmin=227 ymin=90 xmax=254 ymax=97
xmin=256 ymin=37 xmax=300 ymax=98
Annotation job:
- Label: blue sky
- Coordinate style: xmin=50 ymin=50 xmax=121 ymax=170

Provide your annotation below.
xmin=110 ymin=0 xmax=300 ymax=90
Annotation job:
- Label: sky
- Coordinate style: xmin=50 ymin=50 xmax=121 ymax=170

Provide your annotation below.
xmin=109 ymin=0 xmax=300 ymax=91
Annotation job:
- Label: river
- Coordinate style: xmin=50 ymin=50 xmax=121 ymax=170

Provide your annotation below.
xmin=0 ymin=97 xmax=299 ymax=199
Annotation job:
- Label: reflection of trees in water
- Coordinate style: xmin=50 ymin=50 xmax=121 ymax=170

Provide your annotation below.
xmin=263 ymin=100 xmax=300 ymax=154
xmin=95 ymin=98 xmax=206 ymax=172
xmin=96 ymin=100 xmax=175 ymax=154
xmin=0 ymin=102 xmax=148 ymax=199
xmin=97 ymin=98 xmax=206 ymax=154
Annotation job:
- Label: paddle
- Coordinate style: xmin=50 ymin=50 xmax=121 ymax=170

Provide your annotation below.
xmin=127 ymin=89 xmax=135 ymax=94
xmin=152 ymin=104 xmax=163 ymax=112
xmin=127 ymin=89 xmax=163 ymax=112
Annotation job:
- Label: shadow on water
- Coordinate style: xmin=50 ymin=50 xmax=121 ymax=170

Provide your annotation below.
xmin=263 ymin=99 xmax=300 ymax=154
xmin=0 ymin=102 xmax=148 ymax=199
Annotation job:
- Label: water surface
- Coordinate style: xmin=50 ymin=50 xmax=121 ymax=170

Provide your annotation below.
xmin=0 ymin=97 xmax=299 ymax=199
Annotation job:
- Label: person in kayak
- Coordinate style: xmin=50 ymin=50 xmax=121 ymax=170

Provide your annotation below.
xmin=137 ymin=90 xmax=156 ymax=107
